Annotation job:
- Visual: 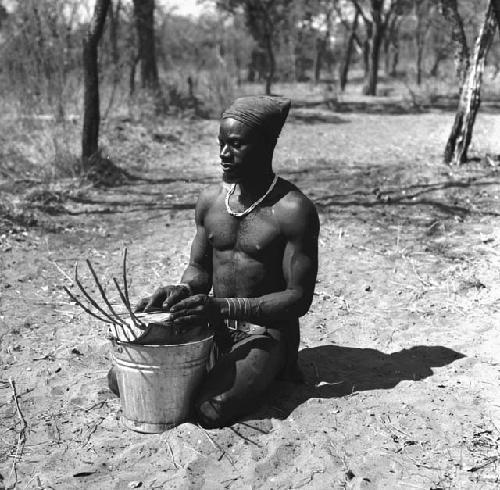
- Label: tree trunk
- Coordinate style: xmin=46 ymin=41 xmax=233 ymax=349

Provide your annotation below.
xmin=82 ymin=0 xmax=110 ymax=163
xmin=451 ymin=1 xmax=496 ymax=165
xmin=384 ymin=15 xmax=398 ymax=76
xmin=439 ymin=0 xmax=470 ymax=86
xmin=340 ymin=10 xmax=360 ymax=92
xmin=103 ymin=0 xmax=121 ymax=119
xmin=390 ymin=36 xmax=399 ymax=76
xmin=264 ymin=34 xmax=275 ymax=95
xmin=314 ymin=38 xmax=325 ymax=83
xmin=429 ymin=48 xmax=447 ymax=77
xmin=133 ymin=0 xmax=159 ymax=91
xmin=363 ymin=13 xmax=383 ymax=96
xmin=129 ymin=53 xmax=139 ymax=96
xmin=415 ymin=0 xmax=424 ymax=85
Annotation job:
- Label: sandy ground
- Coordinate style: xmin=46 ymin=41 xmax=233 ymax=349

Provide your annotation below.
xmin=1 ymin=106 xmax=500 ymax=489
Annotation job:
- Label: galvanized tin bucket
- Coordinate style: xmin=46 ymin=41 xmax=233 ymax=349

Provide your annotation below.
xmin=112 ymin=334 xmax=213 ymax=433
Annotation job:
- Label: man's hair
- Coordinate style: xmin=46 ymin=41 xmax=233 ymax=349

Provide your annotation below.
xmin=222 ymin=96 xmax=291 ymax=145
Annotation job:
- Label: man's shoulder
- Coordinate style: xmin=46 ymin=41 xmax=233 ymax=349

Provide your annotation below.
xmin=275 ymin=178 xmax=317 ymax=217
xmin=274 ymin=178 xmax=319 ymax=234
xmin=197 ymin=183 xmax=224 ymax=209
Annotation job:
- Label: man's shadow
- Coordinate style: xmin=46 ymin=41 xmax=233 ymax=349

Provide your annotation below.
xmin=254 ymin=344 xmax=465 ymax=420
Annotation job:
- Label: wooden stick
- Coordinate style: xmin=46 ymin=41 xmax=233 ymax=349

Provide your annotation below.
xmin=112 ymin=278 xmax=145 ymax=335
xmin=122 ymin=248 xmax=133 ymax=312
xmin=74 ymin=264 xmax=124 ymax=325
xmin=50 ymin=260 xmax=73 ymax=283
xmin=8 ymin=378 xmax=27 ymax=487
xmin=86 ymin=259 xmax=126 ymax=325
xmin=119 ymin=249 xmax=145 ymax=330
xmin=62 ymin=286 xmax=113 ymax=324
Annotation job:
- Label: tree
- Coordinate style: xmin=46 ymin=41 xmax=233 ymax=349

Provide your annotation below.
xmin=440 ymin=0 xmax=497 ymax=165
xmin=216 ymin=0 xmax=294 ymax=95
xmin=336 ymin=3 xmax=362 ymax=91
xmin=133 ymin=0 xmax=160 ymax=91
xmin=351 ymin=0 xmax=405 ymax=95
xmin=82 ymin=0 xmax=111 ymax=162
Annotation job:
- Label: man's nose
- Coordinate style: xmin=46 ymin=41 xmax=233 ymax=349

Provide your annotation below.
xmin=220 ymin=144 xmax=231 ymax=159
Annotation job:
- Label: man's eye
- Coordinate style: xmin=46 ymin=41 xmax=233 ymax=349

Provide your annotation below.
xmin=232 ymin=141 xmax=241 ymax=148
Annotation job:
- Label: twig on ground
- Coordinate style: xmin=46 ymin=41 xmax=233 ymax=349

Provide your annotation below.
xmin=8 ymin=378 xmax=28 ymax=487
xmin=197 ymin=424 xmax=234 ymax=465
xmin=238 ymin=422 xmax=270 ymax=435
xmin=80 ymin=415 xmax=107 ymax=447
xmin=165 ymin=439 xmax=179 ymax=469
xmin=229 ymin=426 xmax=261 ymax=447
xmin=468 ymin=456 xmax=500 ymax=473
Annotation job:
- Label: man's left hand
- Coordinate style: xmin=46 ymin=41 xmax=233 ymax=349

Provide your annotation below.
xmin=169 ymin=294 xmax=219 ymax=327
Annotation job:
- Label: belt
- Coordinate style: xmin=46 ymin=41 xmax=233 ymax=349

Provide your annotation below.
xmin=224 ymin=319 xmax=268 ymax=335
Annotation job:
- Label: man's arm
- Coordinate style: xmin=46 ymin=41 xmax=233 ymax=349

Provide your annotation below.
xmin=170 ymin=193 xmax=319 ymax=325
xmin=136 ymin=186 xmax=216 ymax=312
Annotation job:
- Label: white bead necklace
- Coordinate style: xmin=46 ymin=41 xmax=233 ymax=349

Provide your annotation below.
xmin=225 ymin=174 xmax=278 ymax=218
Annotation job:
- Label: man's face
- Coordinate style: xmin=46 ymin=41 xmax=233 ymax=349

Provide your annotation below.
xmin=218 ymin=117 xmax=270 ymax=184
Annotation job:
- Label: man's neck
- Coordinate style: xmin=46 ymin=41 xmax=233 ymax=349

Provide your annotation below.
xmin=235 ymin=172 xmax=275 ymax=200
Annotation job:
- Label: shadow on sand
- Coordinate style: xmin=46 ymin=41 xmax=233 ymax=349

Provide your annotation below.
xmin=253 ymin=344 xmax=464 ymax=420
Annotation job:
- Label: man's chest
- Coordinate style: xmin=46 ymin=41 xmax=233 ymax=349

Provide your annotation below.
xmin=204 ymin=204 xmax=284 ymax=258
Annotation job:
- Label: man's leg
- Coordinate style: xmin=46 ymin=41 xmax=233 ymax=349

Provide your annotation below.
xmin=194 ymin=334 xmax=286 ymax=428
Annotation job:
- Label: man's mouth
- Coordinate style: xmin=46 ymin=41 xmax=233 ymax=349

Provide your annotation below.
xmin=221 ymin=163 xmax=237 ymax=173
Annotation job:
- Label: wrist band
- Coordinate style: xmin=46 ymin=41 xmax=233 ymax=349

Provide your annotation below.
xmin=224 ymin=297 xmax=252 ymax=320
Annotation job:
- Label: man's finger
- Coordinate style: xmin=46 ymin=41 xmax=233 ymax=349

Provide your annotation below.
xmin=162 ymin=289 xmax=189 ymax=311
xmin=170 ymin=294 xmax=205 ymax=312
xmin=134 ymin=297 xmax=149 ymax=313
xmin=144 ymin=287 xmax=170 ymax=312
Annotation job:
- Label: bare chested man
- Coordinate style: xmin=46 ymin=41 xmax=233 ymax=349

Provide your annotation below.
xmin=135 ymin=96 xmax=319 ymax=428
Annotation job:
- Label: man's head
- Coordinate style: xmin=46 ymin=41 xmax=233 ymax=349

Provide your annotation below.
xmin=219 ymin=96 xmax=291 ymax=184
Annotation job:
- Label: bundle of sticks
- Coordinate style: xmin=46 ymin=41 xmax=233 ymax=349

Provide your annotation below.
xmin=62 ymin=248 xmax=146 ymax=342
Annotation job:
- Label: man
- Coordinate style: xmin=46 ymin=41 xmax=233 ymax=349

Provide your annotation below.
xmin=136 ymin=96 xmax=320 ymax=428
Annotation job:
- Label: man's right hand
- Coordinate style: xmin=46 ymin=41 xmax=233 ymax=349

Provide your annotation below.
xmin=134 ymin=284 xmax=192 ymax=313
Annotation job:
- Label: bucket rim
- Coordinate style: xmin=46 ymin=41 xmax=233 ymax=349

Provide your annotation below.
xmin=114 ymin=333 xmax=214 ymax=348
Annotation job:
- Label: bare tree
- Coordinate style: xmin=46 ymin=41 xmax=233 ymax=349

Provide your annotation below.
xmin=451 ymin=1 xmax=497 ymax=165
xmin=439 ymin=0 xmax=469 ymax=87
xmin=217 ymin=0 xmax=293 ymax=95
xmin=133 ymin=0 xmax=160 ymax=91
xmin=337 ymin=3 xmax=362 ymax=91
xmin=352 ymin=0 xmax=404 ymax=95
xmin=440 ymin=0 xmax=497 ymax=165
xmin=82 ymin=0 xmax=111 ymax=162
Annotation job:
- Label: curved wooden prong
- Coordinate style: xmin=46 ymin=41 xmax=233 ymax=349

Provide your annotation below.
xmin=62 ymin=286 xmax=113 ymax=324
xmin=112 ymin=277 xmax=145 ymax=333
xmin=74 ymin=263 xmax=124 ymax=326
xmin=86 ymin=259 xmax=125 ymax=326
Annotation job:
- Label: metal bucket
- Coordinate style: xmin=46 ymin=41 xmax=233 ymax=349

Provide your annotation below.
xmin=112 ymin=334 xmax=213 ymax=433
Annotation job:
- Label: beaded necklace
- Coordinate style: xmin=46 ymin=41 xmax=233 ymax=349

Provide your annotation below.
xmin=225 ymin=174 xmax=278 ymax=218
